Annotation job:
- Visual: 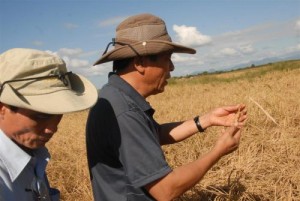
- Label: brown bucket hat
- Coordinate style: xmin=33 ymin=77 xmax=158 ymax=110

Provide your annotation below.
xmin=94 ymin=13 xmax=196 ymax=65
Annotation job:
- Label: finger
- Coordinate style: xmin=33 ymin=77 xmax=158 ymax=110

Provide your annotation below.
xmin=239 ymin=104 xmax=246 ymax=110
xmin=241 ymin=109 xmax=247 ymax=116
xmin=219 ymin=105 xmax=239 ymax=114
xmin=233 ymin=129 xmax=242 ymax=141
xmin=225 ymin=126 xmax=240 ymax=136
xmin=238 ymin=111 xmax=248 ymax=124
xmin=235 ymin=122 xmax=246 ymax=128
xmin=239 ymin=107 xmax=247 ymax=114
xmin=228 ymin=103 xmax=246 ymax=115
xmin=233 ymin=106 xmax=242 ymax=126
xmin=234 ymin=105 xmax=248 ymax=125
xmin=226 ymin=104 xmax=241 ymax=112
xmin=238 ymin=115 xmax=248 ymax=122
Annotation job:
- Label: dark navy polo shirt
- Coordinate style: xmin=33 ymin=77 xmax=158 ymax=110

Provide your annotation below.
xmin=86 ymin=73 xmax=172 ymax=201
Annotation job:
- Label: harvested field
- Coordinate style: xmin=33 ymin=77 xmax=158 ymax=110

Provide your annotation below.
xmin=47 ymin=60 xmax=300 ymax=200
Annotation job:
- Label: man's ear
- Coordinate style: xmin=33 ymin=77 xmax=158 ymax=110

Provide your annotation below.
xmin=0 ymin=102 xmax=6 ymax=119
xmin=0 ymin=102 xmax=4 ymax=112
xmin=0 ymin=103 xmax=12 ymax=115
xmin=133 ymin=57 xmax=145 ymax=74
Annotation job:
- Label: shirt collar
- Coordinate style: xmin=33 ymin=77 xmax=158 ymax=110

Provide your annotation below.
xmin=0 ymin=129 xmax=50 ymax=181
xmin=108 ymin=72 xmax=155 ymax=115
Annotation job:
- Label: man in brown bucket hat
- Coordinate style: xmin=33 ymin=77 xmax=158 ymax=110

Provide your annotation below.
xmin=0 ymin=48 xmax=98 ymax=201
xmin=86 ymin=13 xmax=247 ymax=200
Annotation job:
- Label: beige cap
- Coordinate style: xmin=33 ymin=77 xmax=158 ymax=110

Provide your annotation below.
xmin=0 ymin=48 xmax=98 ymax=114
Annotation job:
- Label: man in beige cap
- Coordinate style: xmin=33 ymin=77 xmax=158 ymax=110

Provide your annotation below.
xmin=86 ymin=13 xmax=247 ymax=200
xmin=0 ymin=48 xmax=98 ymax=201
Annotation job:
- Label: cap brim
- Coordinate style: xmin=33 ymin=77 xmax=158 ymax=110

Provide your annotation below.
xmin=94 ymin=40 xmax=196 ymax=65
xmin=0 ymin=74 xmax=98 ymax=114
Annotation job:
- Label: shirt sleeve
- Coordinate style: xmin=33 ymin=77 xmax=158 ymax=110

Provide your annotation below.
xmin=117 ymin=110 xmax=172 ymax=188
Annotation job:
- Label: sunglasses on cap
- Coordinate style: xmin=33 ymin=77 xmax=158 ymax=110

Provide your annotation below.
xmin=0 ymin=71 xmax=73 ymax=95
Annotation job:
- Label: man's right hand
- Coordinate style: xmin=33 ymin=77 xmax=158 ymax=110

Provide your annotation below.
xmin=212 ymin=126 xmax=242 ymax=157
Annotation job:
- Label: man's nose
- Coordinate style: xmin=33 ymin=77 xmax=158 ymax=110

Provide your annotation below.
xmin=44 ymin=115 xmax=63 ymax=134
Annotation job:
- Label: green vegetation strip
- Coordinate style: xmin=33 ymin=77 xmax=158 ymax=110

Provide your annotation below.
xmin=169 ymin=60 xmax=300 ymax=85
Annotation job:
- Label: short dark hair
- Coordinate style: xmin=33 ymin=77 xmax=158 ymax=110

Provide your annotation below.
xmin=0 ymin=102 xmax=19 ymax=112
xmin=113 ymin=58 xmax=134 ymax=72
xmin=147 ymin=54 xmax=159 ymax=62
xmin=8 ymin=105 xmax=19 ymax=112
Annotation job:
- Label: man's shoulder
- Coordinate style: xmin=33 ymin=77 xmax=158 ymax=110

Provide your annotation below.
xmin=93 ymin=84 xmax=136 ymax=116
xmin=100 ymin=84 xmax=129 ymax=104
xmin=100 ymin=83 xmax=122 ymax=98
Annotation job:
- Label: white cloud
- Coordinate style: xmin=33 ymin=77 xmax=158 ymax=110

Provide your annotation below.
xmin=295 ymin=19 xmax=300 ymax=30
xmin=284 ymin=43 xmax=300 ymax=53
xmin=47 ymin=48 xmax=91 ymax=72
xmin=81 ymin=50 xmax=100 ymax=58
xmin=220 ymin=48 xmax=238 ymax=56
xmin=98 ymin=16 xmax=127 ymax=27
xmin=214 ymin=20 xmax=294 ymax=48
xmin=165 ymin=18 xmax=300 ymax=79
xmin=62 ymin=57 xmax=89 ymax=68
xmin=173 ymin=25 xmax=212 ymax=47
xmin=50 ymin=48 xmax=110 ymax=79
xmin=58 ymin=48 xmax=83 ymax=56
xmin=64 ymin=23 xmax=79 ymax=29
xmin=45 ymin=50 xmax=58 ymax=56
xmin=86 ymin=63 xmax=111 ymax=76
xmin=197 ymin=19 xmax=298 ymax=66
xmin=239 ymin=44 xmax=255 ymax=54
xmin=172 ymin=54 xmax=197 ymax=63
xmin=48 ymin=19 xmax=300 ymax=88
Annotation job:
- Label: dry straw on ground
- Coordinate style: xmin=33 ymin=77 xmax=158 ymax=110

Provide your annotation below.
xmin=47 ymin=60 xmax=300 ymax=201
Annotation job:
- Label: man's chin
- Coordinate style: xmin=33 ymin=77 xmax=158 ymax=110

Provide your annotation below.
xmin=26 ymin=141 xmax=47 ymax=150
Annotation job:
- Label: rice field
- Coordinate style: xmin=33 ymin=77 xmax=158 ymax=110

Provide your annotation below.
xmin=47 ymin=60 xmax=300 ymax=201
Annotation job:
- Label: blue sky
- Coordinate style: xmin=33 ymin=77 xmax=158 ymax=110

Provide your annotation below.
xmin=1 ymin=0 xmax=300 ymax=88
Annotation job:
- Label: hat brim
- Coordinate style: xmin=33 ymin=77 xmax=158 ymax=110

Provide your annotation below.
xmin=94 ymin=40 xmax=196 ymax=65
xmin=0 ymin=74 xmax=98 ymax=114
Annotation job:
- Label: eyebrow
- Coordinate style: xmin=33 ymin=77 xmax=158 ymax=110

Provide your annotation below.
xmin=22 ymin=110 xmax=55 ymax=120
